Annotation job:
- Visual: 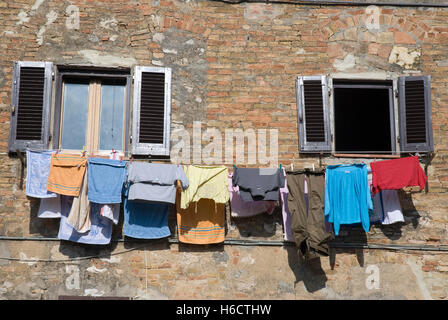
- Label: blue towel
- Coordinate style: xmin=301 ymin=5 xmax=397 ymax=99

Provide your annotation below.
xmin=26 ymin=149 xmax=57 ymax=198
xmin=123 ymin=197 xmax=171 ymax=239
xmin=88 ymin=158 xmax=127 ymax=204
xmin=57 ymin=196 xmax=113 ymax=245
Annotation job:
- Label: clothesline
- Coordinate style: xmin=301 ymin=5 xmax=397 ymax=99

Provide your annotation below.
xmin=26 ymin=150 xmax=428 ymax=248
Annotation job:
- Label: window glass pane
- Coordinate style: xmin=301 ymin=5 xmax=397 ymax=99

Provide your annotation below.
xmin=99 ymin=82 xmax=125 ymax=150
xmin=61 ymin=81 xmax=89 ymax=150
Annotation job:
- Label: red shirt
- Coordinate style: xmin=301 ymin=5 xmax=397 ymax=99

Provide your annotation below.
xmin=371 ymin=156 xmax=427 ymax=195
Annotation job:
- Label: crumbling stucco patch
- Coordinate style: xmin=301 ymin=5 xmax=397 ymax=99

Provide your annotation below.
xmin=388 ymin=46 xmax=421 ymax=70
xmin=334 ymin=54 xmax=356 ymax=71
xmin=78 ymin=50 xmax=137 ymax=67
xmin=100 ymin=17 xmax=118 ymax=31
xmin=17 ymin=11 xmax=30 ymax=25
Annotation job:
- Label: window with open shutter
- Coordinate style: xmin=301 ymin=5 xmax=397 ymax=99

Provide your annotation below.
xmin=398 ymin=75 xmax=434 ymax=153
xmin=8 ymin=61 xmax=53 ymax=153
xmin=296 ymin=75 xmax=331 ymax=153
xmin=132 ymin=66 xmax=171 ymax=156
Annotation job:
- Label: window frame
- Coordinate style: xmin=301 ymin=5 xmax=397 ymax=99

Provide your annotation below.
xmin=52 ymin=66 xmax=132 ymax=155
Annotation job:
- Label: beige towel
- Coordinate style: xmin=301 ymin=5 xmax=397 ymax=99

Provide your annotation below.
xmin=67 ymin=170 xmax=91 ymax=233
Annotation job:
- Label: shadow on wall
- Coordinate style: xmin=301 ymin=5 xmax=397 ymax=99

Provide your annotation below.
xmin=28 ymin=197 xmax=60 ymax=237
xmin=229 ymin=205 xmax=283 ymax=239
xmin=285 ymin=246 xmax=328 ymax=293
xmin=58 ymin=239 xmax=120 ymax=260
xmin=375 ymin=190 xmax=421 ymax=240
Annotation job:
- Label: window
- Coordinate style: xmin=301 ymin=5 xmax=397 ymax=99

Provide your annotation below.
xmin=333 ymin=79 xmax=395 ymax=154
xmin=8 ymin=62 xmax=172 ymax=156
xmin=296 ymin=75 xmax=434 ymax=155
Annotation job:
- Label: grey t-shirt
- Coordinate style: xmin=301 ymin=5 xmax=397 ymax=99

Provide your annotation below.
xmin=127 ymin=162 xmax=189 ymax=203
xmin=232 ymin=168 xmax=285 ymax=201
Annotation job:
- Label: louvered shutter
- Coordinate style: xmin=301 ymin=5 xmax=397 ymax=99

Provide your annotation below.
xmin=8 ymin=61 xmax=53 ymax=153
xmin=132 ymin=66 xmax=171 ymax=156
xmin=296 ymin=75 xmax=331 ymax=153
xmin=398 ymin=75 xmax=433 ymax=153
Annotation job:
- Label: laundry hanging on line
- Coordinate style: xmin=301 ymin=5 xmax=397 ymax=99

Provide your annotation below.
xmin=287 ymin=168 xmax=331 ymax=259
xmin=23 ymin=148 xmax=429 ymax=246
xmin=25 ymin=149 xmax=57 ymax=199
xmin=228 ymin=173 xmax=275 ymax=218
xmin=325 ymin=163 xmax=373 ymax=236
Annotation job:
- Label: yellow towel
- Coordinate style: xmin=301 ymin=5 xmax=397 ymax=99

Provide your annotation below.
xmin=47 ymin=154 xmax=87 ymax=196
xmin=176 ymin=183 xmax=225 ymax=245
xmin=180 ymin=165 xmax=229 ymax=209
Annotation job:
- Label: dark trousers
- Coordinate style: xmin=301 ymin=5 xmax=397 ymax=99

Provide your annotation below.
xmin=286 ymin=170 xmax=331 ymax=259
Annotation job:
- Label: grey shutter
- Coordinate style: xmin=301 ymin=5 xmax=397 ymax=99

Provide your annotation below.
xmin=398 ymin=75 xmax=434 ymax=153
xmin=132 ymin=66 xmax=171 ymax=156
xmin=8 ymin=61 xmax=53 ymax=153
xmin=296 ymin=75 xmax=331 ymax=153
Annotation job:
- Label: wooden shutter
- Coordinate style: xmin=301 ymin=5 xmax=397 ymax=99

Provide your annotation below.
xmin=296 ymin=75 xmax=331 ymax=153
xmin=132 ymin=66 xmax=171 ymax=156
xmin=398 ymin=75 xmax=434 ymax=153
xmin=8 ymin=61 xmax=53 ymax=153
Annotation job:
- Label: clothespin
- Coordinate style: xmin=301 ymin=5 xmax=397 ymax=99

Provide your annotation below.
xmin=81 ymin=145 xmax=86 ymax=157
xmin=312 ymin=163 xmax=315 ymax=171
xmin=291 ymin=163 xmax=294 ymax=171
xmin=233 ymin=164 xmax=237 ymax=170
xmin=280 ymin=164 xmax=282 ymax=170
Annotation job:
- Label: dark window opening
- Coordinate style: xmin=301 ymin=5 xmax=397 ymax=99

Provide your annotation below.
xmin=333 ymin=81 xmax=394 ymax=154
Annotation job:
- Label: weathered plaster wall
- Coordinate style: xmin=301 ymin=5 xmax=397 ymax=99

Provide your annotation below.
xmin=0 ymin=0 xmax=447 ymax=299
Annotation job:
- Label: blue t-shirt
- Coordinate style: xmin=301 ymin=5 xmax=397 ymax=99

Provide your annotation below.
xmin=324 ymin=164 xmax=373 ymax=235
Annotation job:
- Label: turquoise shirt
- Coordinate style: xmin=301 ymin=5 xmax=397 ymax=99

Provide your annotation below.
xmin=324 ymin=164 xmax=373 ymax=235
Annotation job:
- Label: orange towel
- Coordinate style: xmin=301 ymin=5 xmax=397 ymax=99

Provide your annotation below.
xmin=176 ymin=186 xmax=225 ymax=245
xmin=47 ymin=154 xmax=87 ymax=197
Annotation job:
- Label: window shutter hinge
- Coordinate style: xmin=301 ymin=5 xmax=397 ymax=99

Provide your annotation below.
xmin=397 ymin=136 xmax=400 ymax=143
xmin=394 ymin=89 xmax=398 ymax=98
xmin=331 ymin=134 xmax=333 ymax=143
xmin=49 ymin=134 xmax=52 ymax=142
xmin=130 ymin=135 xmax=132 ymax=143
xmin=10 ymin=105 xmax=15 ymax=114
xmin=328 ymin=88 xmax=332 ymax=96
xmin=52 ymin=72 xmax=55 ymax=80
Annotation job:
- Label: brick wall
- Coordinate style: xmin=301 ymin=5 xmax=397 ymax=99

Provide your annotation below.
xmin=0 ymin=0 xmax=447 ymax=299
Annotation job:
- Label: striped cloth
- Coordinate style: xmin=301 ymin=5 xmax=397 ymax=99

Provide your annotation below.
xmin=176 ymin=187 xmax=225 ymax=244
